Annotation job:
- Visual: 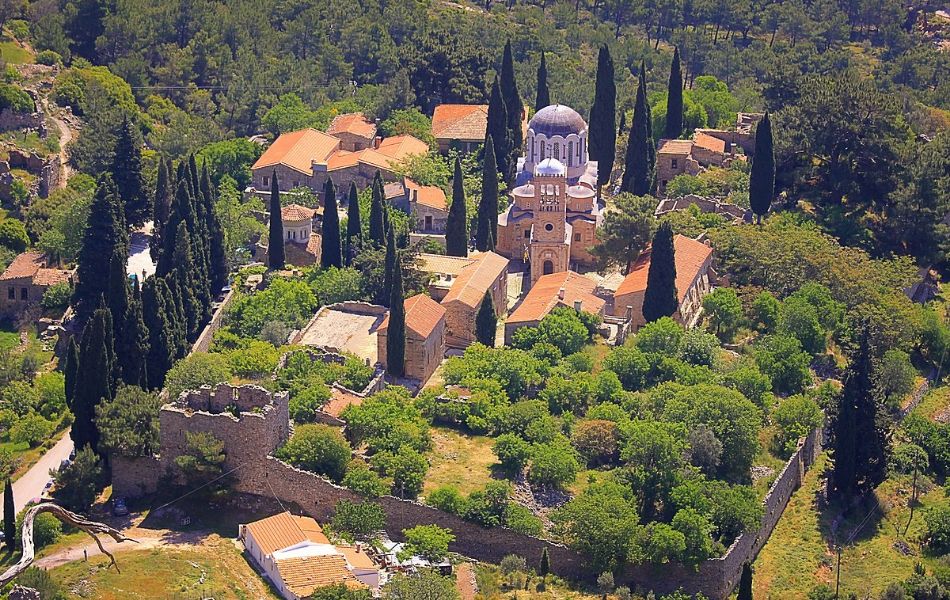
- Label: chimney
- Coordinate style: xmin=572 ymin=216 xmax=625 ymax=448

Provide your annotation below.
xmin=574 ymin=299 xmax=582 ymax=312
xmin=374 ymin=136 xmax=382 ymax=149
xmin=558 ymin=287 xmax=565 ymax=300
xmin=413 ymin=189 xmax=419 ymax=203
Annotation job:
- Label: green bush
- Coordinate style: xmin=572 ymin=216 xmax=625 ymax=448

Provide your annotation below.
xmin=0 ymin=218 xmax=30 ymax=252
xmin=164 ymin=353 xmax=233 ymax=400
xmin=924 ymin=505 xmax=950 ymax=554
xmin=35 ymin=50 xmax=63 ymax=66
xmin=276 ymin=424 xmax=352 ymax=482
xmin=15 ymin=510 xmax=62 ymax=549
xmin=41 ymin=282 xmax=72 ymax=310
xmin=0 ymin=83 xmax=34 ymax=113
xmin=341 ymin=462 xmax=389 ymax=497
xmin=288 ymin=382 xmax=332 ymax=423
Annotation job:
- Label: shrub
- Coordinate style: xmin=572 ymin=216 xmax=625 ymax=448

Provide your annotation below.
xmin=371 ymin=446 xmax=427 ymax=499
xmin=41 ymin=282 xmax=72 ymax=310
xmin=226 ymin=339 xmax=280 ymax=377
xmin=0 ymin=83 xmax=34 ymax=113
xmin=755 ymin=334 xmax=812 ymax=395
xmin=878 ymin=349 xmax=916 ymax=405
xmin=9 ymin=412 xmax=55 ymax=447
xmin=603 ymin=345 xmax=650 ymax=391
xmin=635 ymin=317 xmax=684 ymax=356
xmin=164 ymin=353 xmax=233 ymax=400
xmin=331 ymin=500 xmax=386 ymax=541
xmin=52 ymin=446 xmax=103 ymax=511
xmin=399 ymin=524 xmax=454 ymax=562
xmin=492 ymin=433 xmax=531 ymax=472
xmin=924 ymin=505 xmax=950 ymax=554
xmin=15 ymin=510 xmax=62 ymax=549
xmin=679 ymin=329 xmax=720 ymax=367
xmin=528 ymin=441 xmax=581 ymax=489
xmin=341 ymin=462 xmax=389 ymax=498
xmin=426 ymin=485 xmax=465 ymax=515
xmin=288 ymin=382 xmax=332 ymax=423
xmin=276 ymin=424 xmax=352 ymax=482
xmin=500 ymin=554 xmax=527 ymax=575
xmin=772 ymin=395 xmax=823 ymax=455
xmin=0 ymin=218 xmax=30 ymax=252
xmin=503 ymin=503 xmax=543 ymax=536
xmin=35 ymin=50 xmax=63 ymax=66
xmin=571 ymin=419 xmax=619 ymax=465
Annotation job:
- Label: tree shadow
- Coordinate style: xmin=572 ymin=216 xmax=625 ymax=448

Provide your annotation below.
xmin=816 ymin=472 xmax=886 ymax=548
xmin=137 ymin=491 xmax=300 ymax=540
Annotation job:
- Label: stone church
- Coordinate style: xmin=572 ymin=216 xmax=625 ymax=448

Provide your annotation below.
xmin=495 ymin=104 xmax=603 ymax=286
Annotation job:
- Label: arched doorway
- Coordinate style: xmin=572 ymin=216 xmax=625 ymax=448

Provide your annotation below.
xmin=542 ymin=260 xmax=554 ymax=276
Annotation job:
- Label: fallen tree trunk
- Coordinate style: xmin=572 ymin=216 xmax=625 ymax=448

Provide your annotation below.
xmin=0 ymin=502 xmax=138 ymax=586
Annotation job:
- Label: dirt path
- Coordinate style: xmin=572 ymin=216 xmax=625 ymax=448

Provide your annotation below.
xmin=42 ymin=97 xmax=73 ymax=186
xmin=455 ymin=562 xmax=477 ymax=600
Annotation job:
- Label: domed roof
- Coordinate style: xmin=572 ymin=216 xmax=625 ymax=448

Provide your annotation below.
xmin=529 ymin=104 xmax=587 ymax=137
xmin=535 ymin=158 xmax=566 ymax=177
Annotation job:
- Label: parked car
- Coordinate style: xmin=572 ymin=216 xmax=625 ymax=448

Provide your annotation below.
xmin=113 ymin=498 xmax=128 ymax=517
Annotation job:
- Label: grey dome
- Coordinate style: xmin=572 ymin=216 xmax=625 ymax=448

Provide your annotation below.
xmin=529 ymin=104 xmax=586 ymax=137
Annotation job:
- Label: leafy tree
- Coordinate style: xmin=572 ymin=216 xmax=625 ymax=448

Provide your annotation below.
xmin=923 ymin=505 xmax=950 ymax=554
xmin=749 ymin=113 xmax=775 ymax=222
xmin=603 ymin=345 xmax=650 ymax=391
xmin=332 ymin=500 xmax=386 ymax=541
xmin=475 ymin=292 xmax=497 ymax=347
xmin=535 ymin=51 xmax=550 ymax=111
xmin=635 ymin=316 xmax=684 ymax=356
xmin=621 ymin=419 xmax=688 ymax=518
xmin=214 ymin=177 xmax=265 ymax=261
xmin=174 ymin=431 xmax=226 ymax=487
xmin=620 ymin=67 xmax=654 ymax=196
xmin=642 ymin=222 xmax=678 ymax=323
xmin=309 ymin=584 xmax=373 ymax=600
xmin=723 ymin=365 xmax=773 ymax=410
xmin=51 ymin=446 xmax=102 ymax=511
xmin=268 ymin=171 xmax=284 ymax=269
xmin=552 ymin=480 xmax=640 ymax=574
xmin=445 ymin=157 xmax=468 ymax=257
xmin=287 ymin=381 xmax=331 ymax=423
xmin=679 ymin=329 xmax=720 ymax=367
xmin=226 ymin=278 xmax=318 ymax=338
xmin=589 ymin=45 xmax=616 ymax=190
xmin=572 ymin=419 xmax=620 ymax=466
xmin=777 ymin=297 xmax=826 ymax=356
xmin=321 ymin=179 xmax=343 ymax=268
xmin=164 ymin=353 xmax=233 ymax=401
xmin=196 ymin=138 xmax=263 ymax=189
xmin=96 ymin=385 xmax=161 ymax=458
xmin=749 ymin=291 xmax=780 ymax=332
xmin=400 ymin=524 xmax=454 ymax=562
xmin=382 ymin=572 xmax=460 ymax=600
xmin=528 ymin=440 xmax=581 ymax=490
xmin=878 ymin=349 xmax=916 ymax=405
xmin=340 ymin=388 xmax=431 ymax=454
xmin=379 ymin=108 xmax=435 ymax=146
xmin=755 ymin=334 xmax=812 ymax=395
xmin=14 ymin=510 xmax=61 ymax=550
xmin=475 ymin=135 xmax=498 ymax=252
xmin=277 ymin=424 xmax=352 ymax=482
xmin=0 ymin=219 xmax=29 ymax=253
xmin=111 ymin=117 xmax=149 ymax=226
xmin=671 ymin=507 xmax=715 ymax=564
xmin=345 ymin=183 xmax=362 ymax=266
xmin=591 ymin=193 xmax=655 ymax=274
xmin=665 ymin=47 xmax=683 ymax=140
xmin=342 ymin=463 xmax=389 ymax=498
xmin=372 ymin=445 xmax=428 ymax=499
xmin=493 ymin=433 xmax=531 ymax=472
xmin=702 ymin=288 xmax=742 ymax=338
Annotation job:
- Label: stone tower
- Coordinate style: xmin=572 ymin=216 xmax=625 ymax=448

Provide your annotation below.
xmin=528 ymin=158 xmax=571 ymax=286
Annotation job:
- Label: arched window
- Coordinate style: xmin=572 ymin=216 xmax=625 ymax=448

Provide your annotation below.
xmin=540 ymin=142 xmax=546 ymax=160
xmin=567 ymin=141 xmax=574 ymax=166
xmin=543 ymin=260 xmax=555 ymax=275
xmin=553 ymin=142 xmax=559 ymax=160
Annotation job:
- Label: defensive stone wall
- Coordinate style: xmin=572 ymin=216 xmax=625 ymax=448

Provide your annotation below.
xmin=655 ymin=194 xmax=751 ymax=222
xmin=191 ymin=288 xmax=236 ymax=354
xmin=0 ymin=109 xmax=43 ymax=132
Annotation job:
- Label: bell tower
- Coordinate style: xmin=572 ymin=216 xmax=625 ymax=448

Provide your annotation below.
xmin=528 ymin=159 xmax=571 ymax=286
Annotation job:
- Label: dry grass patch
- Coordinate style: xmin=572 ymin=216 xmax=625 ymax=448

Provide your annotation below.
xmin=424 ymin=426 xmax=497 ymax=496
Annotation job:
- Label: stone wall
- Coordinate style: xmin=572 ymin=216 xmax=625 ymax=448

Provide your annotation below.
xmin=190 ymin=288 xmax=235 ymax=354
xmin=655 ymin=194 xmax=751 ymax=222
xmin=0 ymin=109 xmax=43 ymax=133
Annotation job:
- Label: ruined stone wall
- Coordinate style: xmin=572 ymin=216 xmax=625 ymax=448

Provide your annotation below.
xmin=190 ymin=289 xmax=235 ymax=354
xmin=0 ymin=109 xmax=43 ymax=132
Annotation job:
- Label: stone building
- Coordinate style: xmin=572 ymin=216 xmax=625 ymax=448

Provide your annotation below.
xmin=257 ymin=203 xmax=321 ymax=267
xmin=385 ymin=178 xmax=448 ymax=234
xmin=496 ymin=105 xmax=603 ymax=285
xmin=377 ymin=293 xmax=446 ymax=384
xmin=505 ymin=270 xmax=605 ymax=344
xmin=431 ymin=104 xmax=489 ymax=154
xmin=612 ymin=234 xmax=714 ymax=329
xmin=438 ymin=251 xmax=509 ymax=348
xmin=0 ymin=252 xmax=72 ymax=318
xmin=326 ymin=112 xmax=377 ymax=152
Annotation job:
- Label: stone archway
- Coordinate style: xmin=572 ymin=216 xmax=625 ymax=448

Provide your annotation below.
xmin=543 ymin=260 xmax=554 ymax=275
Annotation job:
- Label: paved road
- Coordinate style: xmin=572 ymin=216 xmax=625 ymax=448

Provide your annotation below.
xmin=12 ymin=433 xmax=73 ymax=514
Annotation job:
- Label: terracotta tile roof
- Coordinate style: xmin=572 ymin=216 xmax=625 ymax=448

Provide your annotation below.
xmin=657 ymin=139 xmax=694 ymax=155
xmin=383 ymin=181 xmax=407 ymax=200
xmin=432 ymin=104 xmax=489 ymax=141
xmin=508 ymin=271 xmax=605 ymax=324
xmin=326 ymin=150 xmax=360 ymax=170
xmin=442 ymin=251 xmax=509 ymax=309
xmin=693 ymin=131 xmax=727 ymax=153
xmin=327 ymin=112 xmax=377 ymax=139
xmin=0 ymin=252 xmax=44 ymax=281
xmin=275 ymin=554 xmax=363 ymax=597
xmin=338 ymin=545 xmax=377 ymax=570
xmin=281 ymin=203 xmax=315 ymax=222
xmin=380 ymin=293 xmax=446 ymax=338
xmin=322 ymin=385 xmax=364 ymax=418
xmin=418 ymin=253 xmax=476 ymax=276
xmin=252 ymin=129 xmax=341 ymax=176
xmin=615 ymin=234 xmax=714 ymax=301
xmin=33 ymin=268 xmax=72 ymax=286
xmin=328 ymin=135 xmax=428 ymax=173
xmin=405 ymin=179 xmax=448 ymax=211
xmin=243 ymin=511 xmax=330 ymax=555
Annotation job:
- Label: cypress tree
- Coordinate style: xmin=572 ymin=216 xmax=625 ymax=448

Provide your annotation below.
xmin=539 ymin=548 xmax=550 ymax=578
xmin=486 ymin=76 xmax=511 ymax=182
xmin=119 ymin=277 xmax=150 ymax=388
xmin=106 ymin=249 xmax=129 ymax=346
xmin=151 ymin=158 xmax=173 ymax=261
xmin=749 ymin=112 xmax=775 ymax=223
xmin=831 ymin=326 xmax=890 ymax=499
xmin=63 ymin=336 xmax=79 ymax=410
xmin=164 ymin=275 xmax=188 ymax=358
xmin=475 ymin=291 xmax=497 ymax=347
xmin=73 ymin=176 xmax=127 ymax=322
xmin=385 ymin=260 xmax=406 ymax=378
xmin=383 ymin=226 xmax=397 ymax=307
xmin=446 ymin=157 xmax=468 ymax=257
xmin=476 ymin=135 xmax=499 ymax=252
xmin=321 ymin=179 xmax=343 ymax=268
xmin=3 ymin=478 xmax=14 ymax=550
xmin=665 ymin=47 xmax=684 ymax=140
xmin=142 ymin=277 xmax=175 ymax=390
xmin=737 ymin=563 xmax=753 ymax=600
xmin=345 ymin=182 xmax=361 ymax=265
xmin=642 ymin=64 xmax=657 ymax=192
xmin=535 ymin=51 xmax=550 ymax=112
xmin=369 ymin=171 xmax=386 ymax=246
xmin=641 ymin=222 xmax=678 ymax=323
xmin=201 ymin=163 xmax=228 ymax=291
xmin=500 ymin=40 xmax=523 ymax=157
xmin=619 ymin=68 xmax=653 ymax=196
xmin=172 ymin=223 xmax=201 ymax=340
xmin=268 ymin=171 xmax=284 ymax=269
xmin=72 ymin=308 xmax=114 ymax=454
xmin=111 ymin=117 xmax=149 ymax=226
xmin=589 ymin=45 xmax=617 ymax=192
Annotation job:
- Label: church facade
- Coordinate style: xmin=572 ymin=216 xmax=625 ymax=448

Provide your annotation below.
xmin=495 ymin=105 xmax=603 ymax=286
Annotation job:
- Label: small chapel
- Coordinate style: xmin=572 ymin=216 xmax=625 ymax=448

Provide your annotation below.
xmin=495 ymin=104 xmax=604 ymax=286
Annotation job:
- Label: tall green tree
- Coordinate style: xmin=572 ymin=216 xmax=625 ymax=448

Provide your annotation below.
xmin=142 ymin=277 xmax=176 ymax=390
xmin=446 ymin=157 xmax=468 ymax=257
xmin=476 ymin=135 xmax=499 ymax=252
xmin=486 ymin=76 xmax=511 ymax=183
xmin=63 ymin=337 xmax=79 ymax=410
xmin=589 ymin=45 xmax=617 ymax=192
xmin=345 ymin=182 xmax=362 ymax=265
xmin=3 ymin=478 xmax=13 ymax=550
xmin=737 ymin=562 xmax=753 ymax=600
xmin=268 ymin=171 xmax=284 ymax=269
xmin=172 ymin=222 xmax=201 ymax=340
xmin=500 ymin=41 xmax=523 ymax=163
xmin=619 ymin=68 xmax=653 ymax=196
xmin=535 ymin=51 xmax=550 ymax=112
xmin=830 ymin=326 xmax=891 ymax=499
xmin=641 ymin=222 xmax=678 ymax=323
xmin=475 ymin=291 xmax=497 ymax=347
xmin=590 ymin=193 xmax=656 ymax=274
xmin=111 ymin=117 xmax=149 ymax=226
xmin=665 ymin=47 xmax=684 ymax=140
xmin=200 ymin=163 xmax=228 ymax=291
xmin=383 ymin=226 xmax=397 ymax=308
xmin=749 ymin=112 xmax=775 ymax=223
xmin=321 ymin=179 xmax=343 ymax=268
xmin=120 ymin=278 xmax=150 ymax=387
xmin=72 ymin=308 xmax=115 ymax=454
xmin=369 ymin=171 xmax=387 ymax=246
xmin=73 ymin=176 xmax=127 ymax=322
xmin=386 ymin=262 xmax=406 ymax=378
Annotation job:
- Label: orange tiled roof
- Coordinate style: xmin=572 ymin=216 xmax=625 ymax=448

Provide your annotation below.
xmin=615 ymin=234 xmax=714 ymax=301
xmin=327 ymin=112 xmax=377 ymax=139
xmin=442 ymin=251 xmax=509 ymax=309
xmin=281 ymin=203 xmax=315 ymax=222
xmin=380 ymin=293 xmax=446 ymax=338
xmin=508 ymin=271 xmax=604 ymax=324
xmin=322 ymin=385 xmax=364 ymax=418
xmin=338 ymin=545 xmax=377 ymax=570
xmin=326 ymin=150 xmax=360 ymax=170
xmin=405 ymin=179 xmax=448 ymax=211
xmin=0 ymin=252 xmax=44 ymax=281
xmin=431 ymin=104 xmax=489 ymax=141
xmin=657 ymin=139 xmax=694 ymax=155
xmin=243 ymin=511 xmax=330 ymax=555
xmin=693 ymin=132 xmax=727 ymax=153
xmin=252 ymin=129 xmax=341 ymax=176
xmin=418 ymin=253 xmax=475 ymax=276
xmin=327 ymin=135 xmax=429 ymax=173
xmin=33 ymin=268 xmax=72 ymax=286
xmin=275 ymin=554 xmax=363 ymax=597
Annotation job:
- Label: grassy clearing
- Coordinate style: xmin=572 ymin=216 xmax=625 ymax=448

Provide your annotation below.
xmin=0 ymin=41 xmax=33 ymax=64
xmin=0 ymin=129 xmax=60 ymax=155
xmin=475 ymin=563 xmax=604 ymax=599
xmin=49 ymin=542 xmax=280 ymax=600
xmin=914 ymin=386 xmax=950 ymax=422
xmin=424 ymin=426 xmax=497 ymax=495
xmin=754 ymin=453 xmax=950 ymax=599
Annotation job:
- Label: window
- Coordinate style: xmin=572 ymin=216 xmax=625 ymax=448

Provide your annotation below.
xmin=424 ymin=215 xmax=433 ymax=230
xmin=263 ymin=176 xmax=269 ymax=187
xmin=574 ymin=233 xmax=581 ymax=241
xmin=292 ymin=180 xmax=299 ymax=188
xmin=567 ymin=141 xmax=573 ymax=166
xmin=544 ymin=223 xmax=554 ymax=232
xmin=553 ymin=143 xmax=559 ymax=160
xmin=540 ymin=143 xmax=545 ymax=160
xmin=287 ymin=231 xmax=292 ymax=240
xmin=525 ymin=228 xmax=531 ymax=239
xmin=6 ymin=287 xmax=13 ymax=300
xmin=671 ymin=159 xmax=678 ymax=169
xmin=543 ymin=260 xmax=554 ymax=275
xmin=20 ymin=288 xmax=27 ymax=300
